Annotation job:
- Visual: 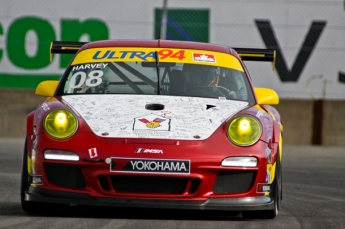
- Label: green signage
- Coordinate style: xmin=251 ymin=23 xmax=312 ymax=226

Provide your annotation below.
xmin=0 ymin=16 xmax=109 ymax=89
xmin=154 ymin=9 xmax=209 ymax=42
xmin=60 ymin=19 xmax=109 ymax=67
xmin=1 ymin=10 xmax=209 ymax=89
xmin=7 ymin=17 xmax=55 ymax=70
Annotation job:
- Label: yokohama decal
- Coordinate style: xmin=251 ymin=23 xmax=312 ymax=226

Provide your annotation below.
xmin=110 ymin=158 xmax=190 ymax=174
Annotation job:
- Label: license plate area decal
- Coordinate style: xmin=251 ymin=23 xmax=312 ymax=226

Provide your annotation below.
xmin=110 ymin=158 xmax=190 ymax=174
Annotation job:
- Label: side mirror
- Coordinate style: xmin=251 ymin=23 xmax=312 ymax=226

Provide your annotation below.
xmin=254 ymin=87 xmax=279 ymax=105
xmin=35 ymin=80 xmax=59 ymax=97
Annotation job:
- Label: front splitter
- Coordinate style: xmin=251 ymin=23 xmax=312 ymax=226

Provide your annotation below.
xmin=25 ymin=187 xmax=274 ymax=211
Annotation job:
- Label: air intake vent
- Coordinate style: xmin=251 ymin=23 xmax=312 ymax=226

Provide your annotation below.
xmin=98 ymin=176 xmax=201 ymax=195
xmin=213 ymin=171 xmax=256 ymax=194
xmin=44 ymin=164 xmax=86 ymax=189
xmin=111 ymin=176 xmax=187 ymax=194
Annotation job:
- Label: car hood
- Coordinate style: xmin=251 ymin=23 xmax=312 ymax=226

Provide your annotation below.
xmin=62 ymin=95 xmax=248 ymax=140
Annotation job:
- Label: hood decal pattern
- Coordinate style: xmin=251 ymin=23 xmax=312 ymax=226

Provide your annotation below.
xmin=62 ymin=95 xmax=248 ymax=140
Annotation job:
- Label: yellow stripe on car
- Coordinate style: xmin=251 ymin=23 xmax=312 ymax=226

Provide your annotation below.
xmin=72 ymin=47 xmax=244 ymax=71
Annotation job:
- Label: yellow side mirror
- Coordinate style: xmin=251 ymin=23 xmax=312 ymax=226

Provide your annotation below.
xmin=254 ymin=88 xmax=279 ymax=105
xmin=35 ymin=80 xmax=59 ymax=97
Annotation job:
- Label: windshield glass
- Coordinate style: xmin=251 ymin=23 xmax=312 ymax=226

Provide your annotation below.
xmin=58 ymin=47 xmax=254 ymax=102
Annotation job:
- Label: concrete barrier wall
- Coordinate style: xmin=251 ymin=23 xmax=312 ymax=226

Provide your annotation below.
xmin=1 ymin=89 xmax=344 ymax=146
xmin=323 ymin=100 xmax=345 ymax=145
xmin=1 ymin=89 xmax=43 ymax=139
xmin=275 ymin=100 xmax=314 ymax=145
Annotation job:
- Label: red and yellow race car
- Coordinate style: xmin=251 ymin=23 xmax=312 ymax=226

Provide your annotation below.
xmin=21 ymin=39 xmax=283 ymax=219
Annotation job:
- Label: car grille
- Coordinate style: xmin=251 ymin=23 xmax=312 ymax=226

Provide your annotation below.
xmin=44 ymin=164 xmax=86 ymax=189
xmin=213 ymin=171 xmax=256 ymax=194
xmin=98 ymin=175 xmax=201 ymax=194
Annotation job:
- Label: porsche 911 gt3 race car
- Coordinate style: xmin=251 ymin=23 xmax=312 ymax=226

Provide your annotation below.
xmin=21 ymin=39 xmax=283 ymax=219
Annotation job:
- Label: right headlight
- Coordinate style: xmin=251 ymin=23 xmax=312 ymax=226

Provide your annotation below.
xmin=227 ymin=115 xmax=262 ymax=146
xmin=44 ymin=109 xmax=78 ymax=139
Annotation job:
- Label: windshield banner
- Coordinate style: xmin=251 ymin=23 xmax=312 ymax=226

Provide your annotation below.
xmin=72 ymin=48 xmax=244 ymax=71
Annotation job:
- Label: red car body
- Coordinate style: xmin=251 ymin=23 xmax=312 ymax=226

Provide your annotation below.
xmin=21 ymin=39 xmax=283 ymax=219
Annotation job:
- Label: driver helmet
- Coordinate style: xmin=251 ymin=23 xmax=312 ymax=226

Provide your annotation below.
xmin=183 ymin=64 xmax=219 ymax=86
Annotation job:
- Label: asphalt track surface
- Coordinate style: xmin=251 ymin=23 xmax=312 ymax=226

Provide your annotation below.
xmin=1 ymin=138 xmax=345 ymax=229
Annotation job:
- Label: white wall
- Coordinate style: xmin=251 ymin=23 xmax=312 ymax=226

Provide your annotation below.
xmin=0 ymin=0 xmax=344 ymax=99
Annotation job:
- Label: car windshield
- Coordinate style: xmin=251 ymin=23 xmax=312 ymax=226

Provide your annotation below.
xmin=58 ymin=47 xmax=255 ymax=102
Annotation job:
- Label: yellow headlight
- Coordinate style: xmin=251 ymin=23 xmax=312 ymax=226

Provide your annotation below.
xmin=227 ymin=116 xmax=262 ymax=146
xmin=44 ymin=109 xmax=78 ymax=139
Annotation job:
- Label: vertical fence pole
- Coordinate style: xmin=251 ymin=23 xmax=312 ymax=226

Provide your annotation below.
xmin=160 ymin=0 xmax=168 ymax=40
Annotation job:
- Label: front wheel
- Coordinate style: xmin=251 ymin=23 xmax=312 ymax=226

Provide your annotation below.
xmin=20 ymin=137 xmax=67 ymax=214
xmin=21 ymin=137 xmax=40 ymax=214
xmin=242 ymin=155 xmax=282 ymax=219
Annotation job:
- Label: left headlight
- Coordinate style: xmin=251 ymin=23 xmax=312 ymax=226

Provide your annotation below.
xmin=227 ymin=115 xmax=262 ymax=146
xmin=44 ymin=109 xmax=78 ymax=139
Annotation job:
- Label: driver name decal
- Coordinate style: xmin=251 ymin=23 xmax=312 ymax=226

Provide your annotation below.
xmin=72 ymin=63 xmax=108 ymax=71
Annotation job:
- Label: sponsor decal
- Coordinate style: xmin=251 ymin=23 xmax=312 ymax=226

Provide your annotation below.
xmin=41 ymin=103 xmax=50 ymax=111
xmin=135 ymin=148 xmax=163 ymax=154
xmin=89 ymin=148 xmax=98 ymax=158
xmin=92 ymin=49 xmax=185 ymax=61
xmin=256 ymin=110 xmax=264 ymax=118
xmin=265 ymin=170 xmax=271 ymax=183
xmin=160 ymin=110 xmax=172 ymax=117
xmin=31 ymin=175 xmax=43 ymax=185
xmin=257 ymin=183 xmax=271 ymax=193
xmin=133 ymin=114 xmax=171 ymax=131
xmin=110 ymin=158 xmax=190 ymax=174
xmin=192 ymin=53 xmax=216 ymax=63
xmin=266 ymin=163 xmax=274 ymax=184
xmin=72 ymin=48 xmax=243 ymax=72
xmin=139 ymin=118 xmax=165 ymax=128
xmin=266 ymin=147 xmax=272 ymax=163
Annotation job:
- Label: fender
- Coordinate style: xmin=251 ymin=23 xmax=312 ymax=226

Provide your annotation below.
xmin=26 ymin=111 xmax=35 ymax=135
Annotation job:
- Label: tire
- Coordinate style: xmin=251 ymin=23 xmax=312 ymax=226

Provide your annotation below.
xmin=242 ymin=154 xmax=282 ymax=219
xmin=21 ymin=137 xmax=40 ymax=214
xmin=20 ymin=137 xmax=67 ymax=214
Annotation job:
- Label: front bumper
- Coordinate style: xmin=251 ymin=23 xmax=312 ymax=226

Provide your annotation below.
xmin=25 ymin=187 xmax=274 ymax=211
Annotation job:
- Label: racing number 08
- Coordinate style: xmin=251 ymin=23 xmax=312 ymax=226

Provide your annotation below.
xmin=69 ymin=70 xmax=104 ymax=89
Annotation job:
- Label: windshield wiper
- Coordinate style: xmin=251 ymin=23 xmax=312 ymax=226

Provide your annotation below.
xmin=155 ymin=51 xmax=162 ymax=95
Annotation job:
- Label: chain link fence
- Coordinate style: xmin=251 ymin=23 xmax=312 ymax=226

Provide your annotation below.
xmin=1 ymin=0 xmax=344 ymax=99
